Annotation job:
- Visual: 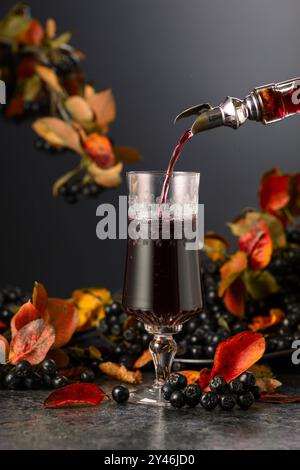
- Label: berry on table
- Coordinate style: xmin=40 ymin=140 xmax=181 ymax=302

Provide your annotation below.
xmin=112 ymin=385 xmax=129 ymax=404
xmin=4 ymin=372 xmax=22 ymax=390
xmin=219 ymin=394 xmax=237 ymax=411
xmin=162 ymin=383 xmax=173 ymax=401
xmin=170 ymin=390 xmax=186 ymax=409
xmin=167 ymin=373 xmax=187 ymax=391
xmin=228 ymin=378 xmax=244 ymax=394
xmin=237 ymin=391 xmax=255 ymax=410
xmin=15 ymin=360 xmax=31 ymax=378
xmin=250 ymin=385 xmax=261 ymax=401
xmin=52 ymin=375 xmax=69 ymax=389
xmin=185 ymin=384 xmax=202 ymax=407
xmin=200 ymin=392 xmax=219 ymax=411
xmin=41 ymin=359 xmax=57 ymax=377
xmin=239 ymin=372 xmax=256 ymax=390
xmin=209 ymin=375 xmax=227 ymax=394
xmin=24 ymin=373 xmax=42 ymax=390
xmin=80 ymin=369 xmax=95 ymax=383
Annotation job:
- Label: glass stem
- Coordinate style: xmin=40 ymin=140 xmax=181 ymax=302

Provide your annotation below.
xmin=149 ymin=334 xmax=177 ymax=388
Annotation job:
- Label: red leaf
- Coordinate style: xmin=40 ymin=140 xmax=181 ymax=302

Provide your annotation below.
xmin=199 ymin=368 xmax=212 ymax=391
xmin=17 ymin=20 xmax=45 ymax=46
xmin=44 ymin=383 xmax=107 ymax=408
xmin=33 ymin=282 xmax=48 ymax=315
xmin=198 ymin=332 xmax=266 ymax=391
xmin=44 ymin=298 xmax=78 ymax=349
xmin=9 ymin=319 xmax=55 ymax=365
xmin=204 ymin=232 xmax=230 ymax=262
xmin=224 ymin=277 xmax=246 ymax=317
xmin=0 ymin=335 xmax=9 ymax=363
xmin=260 ymin=169 xmax=290 ymax=212
xmin=218 ymin=251 xmax=247 ymax=297
xmin=238 ymin=221 xmax=272 ymax=270
xmin=11 ymin=301 xmax=41 ymax=337
xmin=5 ymin=95 xmax=24 ymax=118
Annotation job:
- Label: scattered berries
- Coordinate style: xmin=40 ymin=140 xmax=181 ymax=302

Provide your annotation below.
xmin=80 ymin=369 xmax=95 ymax=383
xmin=112 ymin=385 xmax=129 ymax=404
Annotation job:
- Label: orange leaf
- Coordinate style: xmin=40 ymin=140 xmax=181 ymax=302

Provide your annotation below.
xmin=238 ymin=221 xmax=272 ymax=270
xmin=260 ymin=168 xmax=290 ymax=212
xmin=46 ymin=18 xmax=56 ymax=39
xmin=249 ymin=309 xmax=285 ymax=332
xmin=199 ymin=332 xmax=266 ymax=391
xmin=9 ymin=319 xmax=55 ymax=365
xmin=44 ymin=299 xmax=78 ymax=349
xmin=87 ymin=89 xmax=116 ymax=130
xmin=84 ymin=134 xmax=115 ymax=169
xmin=32 ymin=282 xmax=48 ymax=315
xmin=32 ymin=118 xmax=82 ymax=154
xmin=17 ymin=20 xmax=44 ymax=46
xmin=44 ymin=383 xmax=106 ymax=408
xmin=36 ymin=65 xmax=63 ymax=96
xmin=133 ymin=349 xmax=152 ymax=369
xmin=218 ymin=251 xmax=247 ymax=296
xmin=223 ymin=277 xmax=246 ymax=317
xmin=204 ymin=232 xmax=230 ymax=262
xmin=11 ymin=301 xmax=41 ymax=338
xmin=0 ymin=335 xmax=9 ymax=364
xmin=99 ymin=361 xmax=142 ymax=384
xmin=180 ymin=370 xmax=201 ymax=385
xmin=89 ymin=162 xmax=123 ymax=188
xmin=65 ymin=96 xmax=94 ymax=123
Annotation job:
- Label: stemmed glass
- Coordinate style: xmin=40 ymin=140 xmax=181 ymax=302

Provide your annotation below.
xmin=122 ymin=171 xmax=204 ymax=404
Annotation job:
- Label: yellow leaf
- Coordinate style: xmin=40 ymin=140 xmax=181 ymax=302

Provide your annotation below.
xmin=46 ymin=18 xmax=56 ymax=39
xmin=32 ymin=117 xmax=82 ymax=153
xmin=65 ymin=96 xmax=94 ymax=123
xmin=87 ymin=89 xmax=116 ymax=130
xmin=89 ymin=162 xmax=123 ymax=188
xmin=36 ymin=65 xmax=63 ymax=96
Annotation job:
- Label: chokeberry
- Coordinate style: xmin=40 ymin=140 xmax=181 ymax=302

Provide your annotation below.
xmin=185 ymin=384 xmax=202 ymax=407
xmin=41 ymin=359 xmax=57 ymax=377
xmin=52 ymin=375 xmax=69 ymax=389
xmin=24 ymin=373 xmax=41 ymax=390
xmin=228 ymin=378 xmax=244 ymax=394
xmin=123 ymin=329 xmax=136 ymax=342
xmin=209 ymin=375 xmax=227 ymax=394
xmin=219 ymin=394 xmax=237 ymax=411
xmin=4 ymin=372 xmax=21 ymax=390
xmin=250 ymin=385 xmax=261 ymax=401
xmin=239 ymin=372 xmax=256 ymax=390
xmin=80 ymin=369 xmax=95 ymax=383
xmin=43 ymin=374 xmax=53 ymax=388
xmin=170 ymin=390 xmax=186 ymax=409
xmin=200 ymin=392 xmax=219 ymax=411
xmin=167 ymin=373 xmax=187 ymax=391
xmin=237 ymin=391 xmax=255 ymax=410
xmin=112 ymin=385 xmax=129 ymax=404
xmin=162 ymin=383 xmax=173 ymax=400
xmin=15 ymin=360 xmax=31 ymax=378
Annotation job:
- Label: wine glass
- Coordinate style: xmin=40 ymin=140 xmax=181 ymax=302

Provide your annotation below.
xmin=122 ymin=171 xmax=204 ymax=404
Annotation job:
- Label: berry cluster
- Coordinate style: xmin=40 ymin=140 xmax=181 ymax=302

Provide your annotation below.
xmin=58 ymin=179 xmax=103 ymax=204
xmin=0 ymin=285 xmax=30 ymax=332
xmin=0 ymin=358 xmax=95 ymax=391
xmin=99 ymin=302 xmax=152 ymax=369
xmin=162 ymin=372 xmax=260 ymax=410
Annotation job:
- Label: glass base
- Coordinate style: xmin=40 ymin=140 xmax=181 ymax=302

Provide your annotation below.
xmin=129 ymin=385 xmax=171 ymax=407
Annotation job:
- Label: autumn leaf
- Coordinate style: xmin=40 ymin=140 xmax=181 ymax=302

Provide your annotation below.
xmin=71 ymin=289 xmax=108 ymax=330
xmin=87 ymin=89 xmax=116 ymax=130
xmin=16 ymin=20 xmax=44 ymax=46
xmin=32 ymin=282 xmax=48 ymax=314
xmin=218 ymin=251 xmax=247 ymax=297
xmin=256 ymin=378 xmax=282 ymax=393
xmin=88 ymin=162 xmax=123 ymax=188
xmin=223 ymin=277 xmax=246 ymax=317
xmin=9 ymin=319 xmax=55 ymax=365
xmin=11 ymin=301 xmax=41 ymax=337
xmin=32 ymin=117 xmax=82 ymax=154
xmin=51 ymin=32 xmax=72 ymax=49
xmin=46 ymin=18 xmax=56 ymax=39
xmin=199 ymin=332 xmax=266 ymax=391
xmin=44 ymin=383 xmax=107 ymax=408
xmin=204 ymin=232 xmax=230 ymax=262
xmin=0 ymin=335 xmax=9 ymax=364
xmin=260 ymin=393 xmax=300 ymax=404
xmin=45 ymin=298 xmax=78 ymax=349
xmin=114 ymin=146 xmax=142 ymax=163
xmin=65 ymin=96 xmax=94 ymax=124
xmin=180 ymin=370 xmax=201 ymax=385
xmin=260 ymin=168 xmax=290 ymax=212
xmin=0 ymin=14 xmax=30 ymax=39
xmin=5 ymin=95 xmax=24 ymax=118
xmin=243 ymin=270 xmax=279 ymax=300
xmin=249 ymin=309 xmax=285 ymax=332
xmin=99 ymin=361 xmax=142 ymax=384
xmin=133 ymin=349 xmax=152 ymax=369
xmin=288 ymin=173 xmax=300 ymax=216
xmin=36 ymin=65 xmax=63 ymax=96
xmin=84 ymin=134 xmax=115 ymax=168
xmin=238 ymin=221 xmax=272 ymax=270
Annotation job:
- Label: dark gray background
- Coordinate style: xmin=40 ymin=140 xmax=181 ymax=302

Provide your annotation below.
xmin=0 ymin=0 xmax=299 ymax=297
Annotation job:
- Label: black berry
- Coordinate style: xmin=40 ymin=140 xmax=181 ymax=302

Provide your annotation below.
xmin=200 ymin=392 xmax=219 ymax=411
xmin=239 ymin=372 xmax=256 ymax=390
xmin=170 ymin=390 xmax=186 ymax=409
xmin=15 ymin=360 xmax=31 ymax=378
xmin=4 ymin=372 xmax=21 ymax=390
xmin=167 ymin=373 xmax=187 ymax=391
xmin=228 ymin=378 xmax=244 ymax=394
xmin=185 ymin=384 xmax=202 ymax=407
xmin=112 ymin=385 xmax=129 ymax=404
xmin=41 ymin=359 xmax=57 ymax=377
xmin=219 ymin=394 xmax=237 ymax=411
xmin=80 ymin=369 xmax=95 ymax=383
xmin=250 ymin=385 xmax=261 ymax=401
xmin=52 ymin=375 xmax=69 ymax=389
xmin=209 ymin=375 xmax=227 ymax=394
xmin=162 ymin=383 xmax=173 ymax=401
xmin=237 ymin=391 xmax=255 ymax=410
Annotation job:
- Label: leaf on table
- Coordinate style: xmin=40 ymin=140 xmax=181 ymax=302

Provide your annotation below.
xmin=249 ymin=309 xmax=285 ymax=332
xmin=46 ymin=18 xmax=56 ymax=39
xmin=99 ymin=361 xmax=142 ymax=384
xmin=199 ymin=332 xmax=266 ymax=391
xmin=256 ymin=378 xmax=282 ymax=393
xmin=87 ymin=89 xmax=116 ymax=130
xmin=32 ymin=117 xmax=82 ymax=154
xmin=9 ymin=319 xmax=55 ymax=365
xmin=36 ymin=65 xmax=63 ymax=95
xmin=32 ymin=282 xmax=48 ymax=315
xmin=238 ymin=221 xmax=272 ymax=270
xmin=0 ymin=335 xmax=9 ymax=364
xmin=259 ymin=393 xmax=300 ymax=404
xmin=180 ymin=370 xmax=201 ymax=385
xmin=114 ymin=146 xmax=142 ymax=163
xmin=44 ymin=298 xmax=78 ymax=349
xmin=223 ymin=277 xmax=246 ymax=317
xmin=65 ymin=96 xmax=94 ymax=124
xmin=204 ymin=232 xmax=230 ymax=262
xmin=10 ymin=301 xmax=41 ymax=337
xmin=89 ymin=162 xmax=123 ymax=188
xmin=133 ymin=349 xmax=152 ymax=369
xmin=259 ymin=168 xmax=290 ymax=213
xmin=44 ymin=383 xmax=107 ymax=408
xmin=218 ymin=251 xmax=248 ymax=296
xmin=243 ymin=270 xmax=279 ymax=300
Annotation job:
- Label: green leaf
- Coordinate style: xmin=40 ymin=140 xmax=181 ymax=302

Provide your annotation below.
xmin=243 ymin=270 xmax=279 ymax=300
xmin=0 ymin=15 xmax=30 ymax=39
xmin=23 ymin=75 xmax=41 ymax=102
xmin=50 ymin=32 xmax=72 ymax=49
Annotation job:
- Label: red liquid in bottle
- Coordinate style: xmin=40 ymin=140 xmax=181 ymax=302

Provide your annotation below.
xmin=257 ymin=80 xmax=300 ymax=123
xmin=160 ymin=129 xmax=193 ymax=204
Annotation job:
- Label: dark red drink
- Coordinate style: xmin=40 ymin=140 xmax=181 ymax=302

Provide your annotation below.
xmin=123 ymin=219 xmax=204 ymax=327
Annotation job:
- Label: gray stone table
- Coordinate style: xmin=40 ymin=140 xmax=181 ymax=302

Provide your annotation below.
xmin=0 ymin=366 xmax=299 ymax=450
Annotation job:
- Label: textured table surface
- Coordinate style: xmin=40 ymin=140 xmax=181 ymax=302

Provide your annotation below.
xmin=0 ymin=365 xmax=299 ymax=450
